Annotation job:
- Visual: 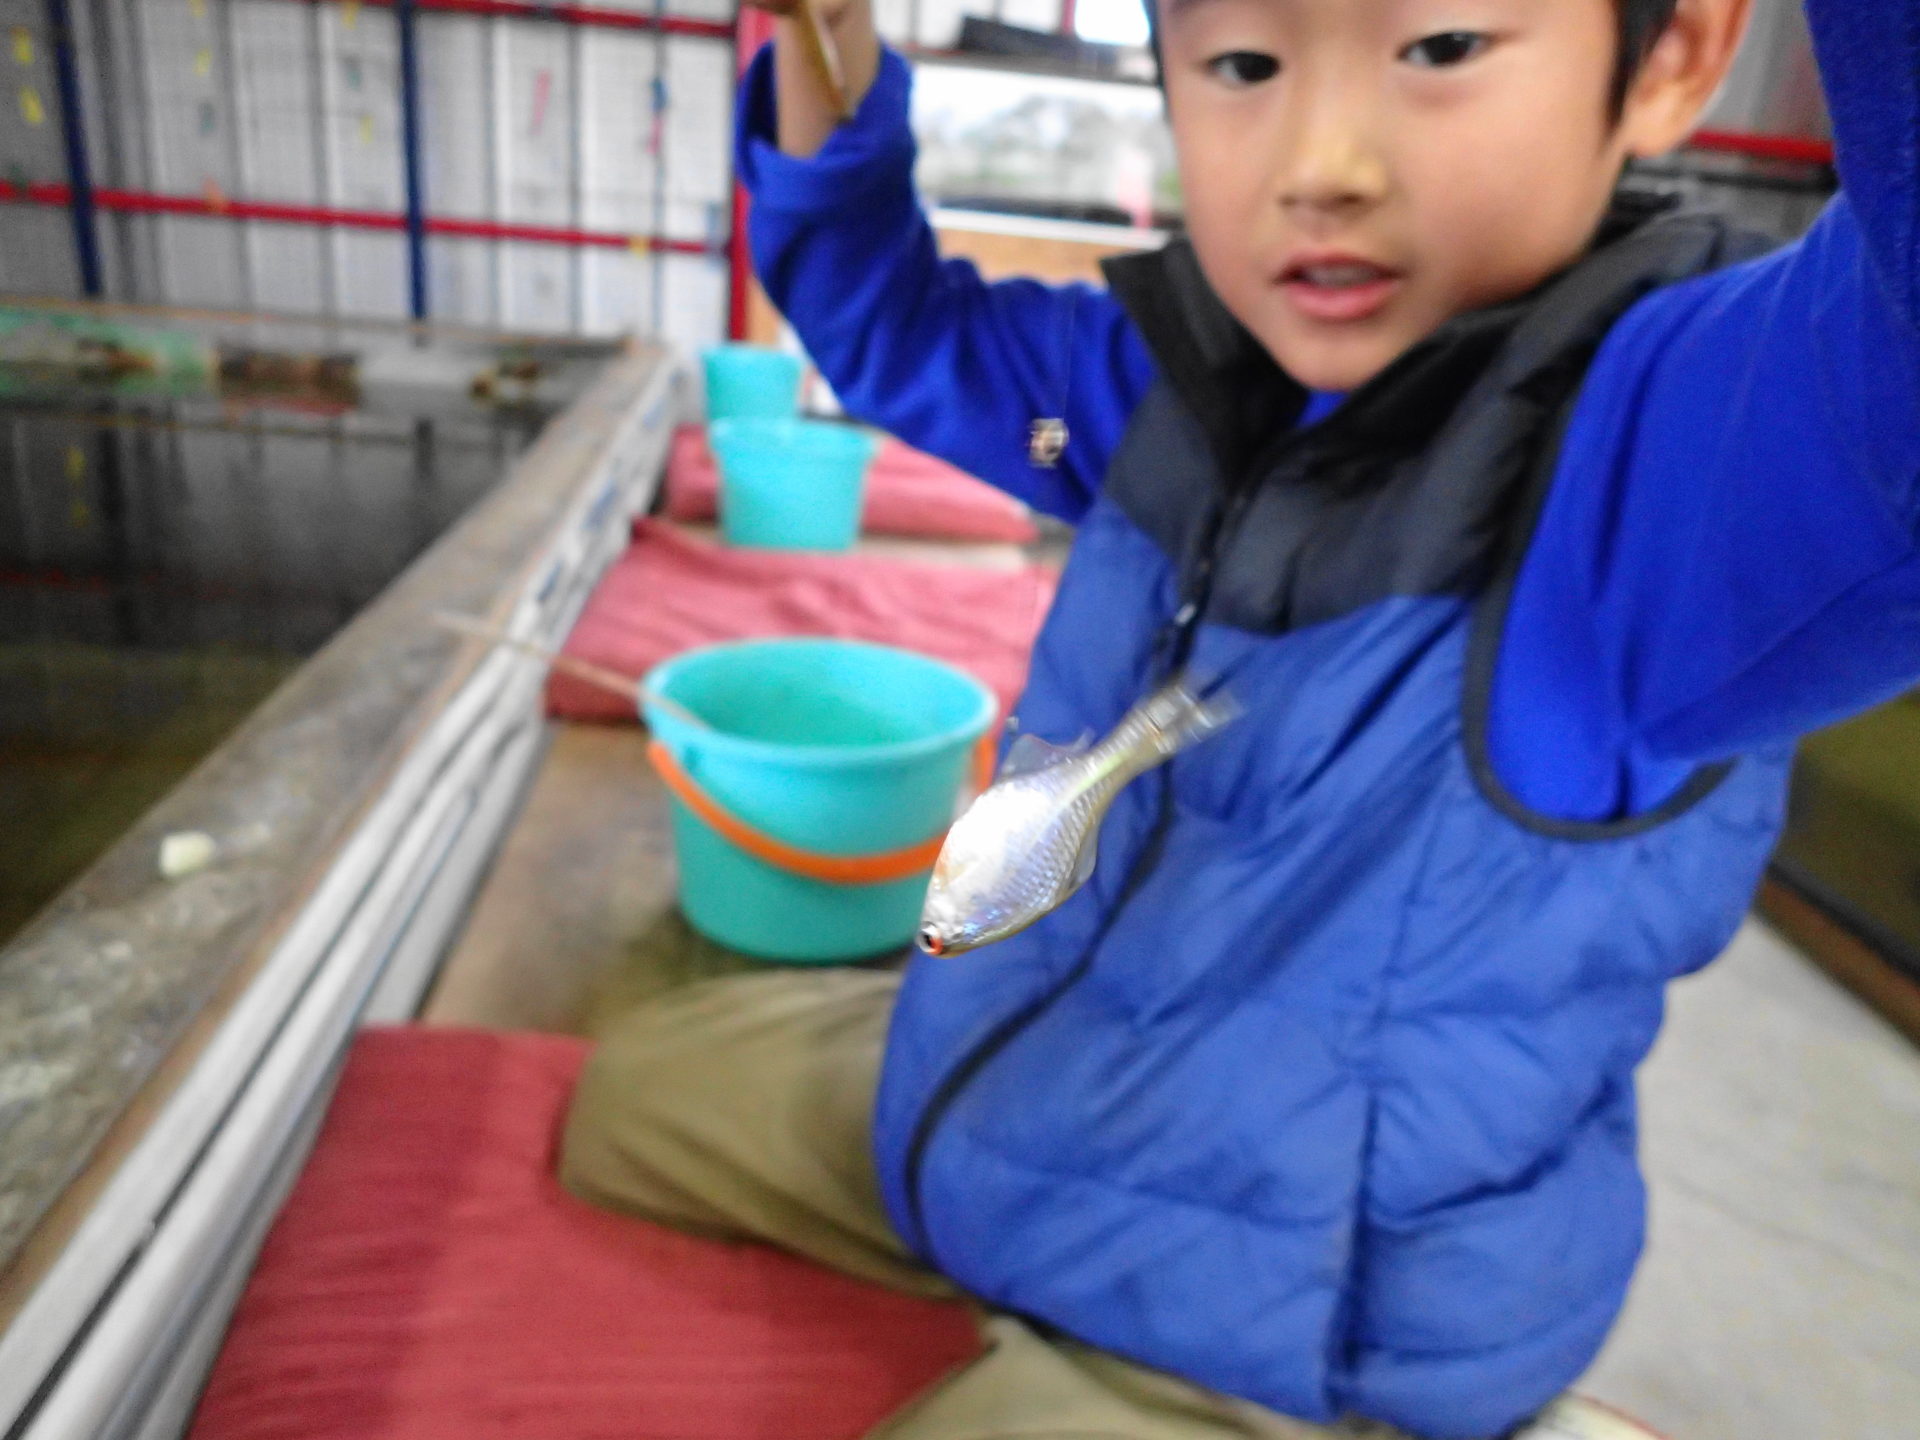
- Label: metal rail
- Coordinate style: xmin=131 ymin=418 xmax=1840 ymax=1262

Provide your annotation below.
xmin=0 ymin=180 xmax=722 ymax=256
xmin=310 ymin=0 xmax=734 ymax=42
xmin=395 ymin=0 xmax=431 ymax=320
xmin=41 ymin=0 xmax=102 ymax=296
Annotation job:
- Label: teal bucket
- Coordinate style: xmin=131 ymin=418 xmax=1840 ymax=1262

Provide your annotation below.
xmin=711 ymin=417 xmax=878 ymax=552
xmin=643 ymin=638 xmax=996 ymax=963
xmin=702 ymin=343 xmax=803 ymax=420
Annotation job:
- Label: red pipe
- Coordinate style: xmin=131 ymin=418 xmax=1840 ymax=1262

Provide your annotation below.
xmin=728 ymin=7 xmax=778 ymax=340
xmin=316 ymin=0 xmax=734 ymax=42
xmin=0 ymin=180 xmax=79 ymax=208
xmin=101 ymin=187 xmax=411 ymax=231
xmin=0 ymin=180 xmax=721 ymax=256
xmin=726 ymin=180 xmax=752 ymax=341
xmin=426 ymin=213 xmax=713 ymax=254
xmin=1689 ymin=128 xmax=1834 ymax=167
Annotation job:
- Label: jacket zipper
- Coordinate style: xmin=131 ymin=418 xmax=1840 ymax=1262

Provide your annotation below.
xmin=899 ymin=769 xmax=1179 ymax=1258
xmin=899 ymin=473 xmax=1266 ymax=1259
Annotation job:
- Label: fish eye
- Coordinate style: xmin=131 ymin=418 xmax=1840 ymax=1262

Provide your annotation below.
xmin=916 ymin=924 xmax=946 ymax=956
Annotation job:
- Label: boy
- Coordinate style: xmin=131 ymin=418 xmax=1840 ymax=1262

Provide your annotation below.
xmin=562 ymin=1 xmax=1920 ymax=1436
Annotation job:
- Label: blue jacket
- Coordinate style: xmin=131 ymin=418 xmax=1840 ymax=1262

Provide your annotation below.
xmin=736 ymin=7 xmax=1920 ymax=1436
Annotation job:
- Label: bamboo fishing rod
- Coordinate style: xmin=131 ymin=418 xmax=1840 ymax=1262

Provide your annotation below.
xmin=430 ymin=611 xmax=711 ymax=731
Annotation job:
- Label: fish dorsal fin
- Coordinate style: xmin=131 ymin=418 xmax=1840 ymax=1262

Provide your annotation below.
xmin=998 ymin=731 xmax=1091 ymax=780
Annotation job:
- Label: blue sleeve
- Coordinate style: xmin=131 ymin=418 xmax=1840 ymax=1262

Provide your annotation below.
xmin=1490 ymin=0 xmax=1920 ymax=821
xmin=734 ymin=45 xmax=1157 ymax=524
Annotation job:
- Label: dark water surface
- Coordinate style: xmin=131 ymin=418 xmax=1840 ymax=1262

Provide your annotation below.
xmin=0 ymin=397 xmax=539 ymax=944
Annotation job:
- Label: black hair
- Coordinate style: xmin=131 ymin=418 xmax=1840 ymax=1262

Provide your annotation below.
xmin=1147 ymin=0 xmax=1683 ymax=120
xmin=1613 ymin=0 xmax=1682 ymax=113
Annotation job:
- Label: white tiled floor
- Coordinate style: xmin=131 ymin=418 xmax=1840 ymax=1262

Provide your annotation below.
xmin=1585 ymin=921 xmax=1920 ymax=1439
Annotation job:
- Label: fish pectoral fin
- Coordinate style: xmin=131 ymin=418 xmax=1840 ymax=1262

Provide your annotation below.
xmin=1068 ymin=824 xmax=1101 ymax=892
xmin=998 ymin=730 xmax=1093 ymax=780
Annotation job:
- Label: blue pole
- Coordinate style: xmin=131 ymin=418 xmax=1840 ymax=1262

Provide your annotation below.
xmin=43 ymin=0 xmax=102 ymax=297
xmin=395 ymin=0 xmax=429 ymax=320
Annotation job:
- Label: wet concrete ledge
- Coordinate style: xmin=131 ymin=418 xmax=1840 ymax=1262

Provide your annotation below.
xmin=0 ymin=337 xmax=678 ymax=1283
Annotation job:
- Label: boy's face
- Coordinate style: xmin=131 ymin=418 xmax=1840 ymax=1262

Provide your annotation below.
xmin=1158 ymin=0 xmax=1641 ymax=392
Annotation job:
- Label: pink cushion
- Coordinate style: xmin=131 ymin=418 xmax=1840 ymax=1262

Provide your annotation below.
xmin=543 ymin=520 xmax=1055 ymax=725
xmin=190 ymin=1027 xmax=981 ymax=1440
xmin=665 ymin=425 xmax=1038 ymax=544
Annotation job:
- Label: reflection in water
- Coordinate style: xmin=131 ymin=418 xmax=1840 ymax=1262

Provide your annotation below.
xmin=0 ymin=397 xmax=539 ymax=943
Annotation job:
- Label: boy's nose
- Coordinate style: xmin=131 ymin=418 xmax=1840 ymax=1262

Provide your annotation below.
xmin=1276 ymin=96 xmax=1388 ymax=219
xmin=1280 ymin=141 xmax=1388 ymax=217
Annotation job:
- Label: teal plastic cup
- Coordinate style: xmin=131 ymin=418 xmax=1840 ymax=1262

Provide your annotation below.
xmin=702 ymin=344 xmax=804 ymax=420
xmin=710 ymin=417 xmax=879 ymax=552
xmin=644 ymin=638 xmax=996 ymax=963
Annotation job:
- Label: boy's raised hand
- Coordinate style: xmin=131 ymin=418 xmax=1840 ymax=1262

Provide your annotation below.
xmin=744 ymin=0 xmax=881 ymax=158
xmin=740 ymin=0 xmax=857 ymax=24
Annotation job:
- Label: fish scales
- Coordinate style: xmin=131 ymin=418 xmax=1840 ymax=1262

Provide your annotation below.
xmin=916 ymin=680 xmax=1241 ymax=956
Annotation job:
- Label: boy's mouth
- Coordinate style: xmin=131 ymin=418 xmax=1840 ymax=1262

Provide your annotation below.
xmin=1275 ymin=254 xmax=1403 ymax=324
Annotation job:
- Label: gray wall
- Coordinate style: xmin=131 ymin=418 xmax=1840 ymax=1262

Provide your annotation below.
xmin=0 ymin=0 xmax=740 ymax=348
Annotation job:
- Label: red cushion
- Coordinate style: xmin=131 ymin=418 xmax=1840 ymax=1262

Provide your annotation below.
xmin=191 ymin=1027 xmax=980 ymax=1440
xmin=542 ymin=520 xmax=1056 ymax=726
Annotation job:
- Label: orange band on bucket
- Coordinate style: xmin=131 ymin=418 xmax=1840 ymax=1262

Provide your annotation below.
xmin=972 ymin=730 xmax=998 ymax=793
xmin=648 ymin=740 xmax=952 ymax=886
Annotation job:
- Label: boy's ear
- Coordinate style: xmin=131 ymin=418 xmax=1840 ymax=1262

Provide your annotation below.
xmin=1616 ymin=0 xmax=1755 ymax=159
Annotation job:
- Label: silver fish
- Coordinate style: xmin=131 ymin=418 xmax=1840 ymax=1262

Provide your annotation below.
xmin=915 ymin=679 xmax=1241 ymax=956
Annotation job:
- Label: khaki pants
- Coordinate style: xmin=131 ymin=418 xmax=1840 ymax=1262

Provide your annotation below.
xmin=559 ymin=969 xmax=1407 ymax=1440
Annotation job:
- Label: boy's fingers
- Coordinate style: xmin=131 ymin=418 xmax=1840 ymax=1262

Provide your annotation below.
xmin=745 ymin=0 xmax=852 ymax=23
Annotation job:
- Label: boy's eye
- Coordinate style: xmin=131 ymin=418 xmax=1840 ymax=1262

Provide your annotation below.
xmin=1400 ymin=31 xmax=1491 ymax=68
xmin=1205 ymin=51 xmax=1281 ymax=87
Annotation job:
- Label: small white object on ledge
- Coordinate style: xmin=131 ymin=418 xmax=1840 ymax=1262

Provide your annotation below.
xmin=158 ymin=831 xmax=219 ymax=880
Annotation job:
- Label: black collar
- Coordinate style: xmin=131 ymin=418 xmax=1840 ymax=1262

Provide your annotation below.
xmin=1099 ymin=190 xmax=1694 ymax=479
